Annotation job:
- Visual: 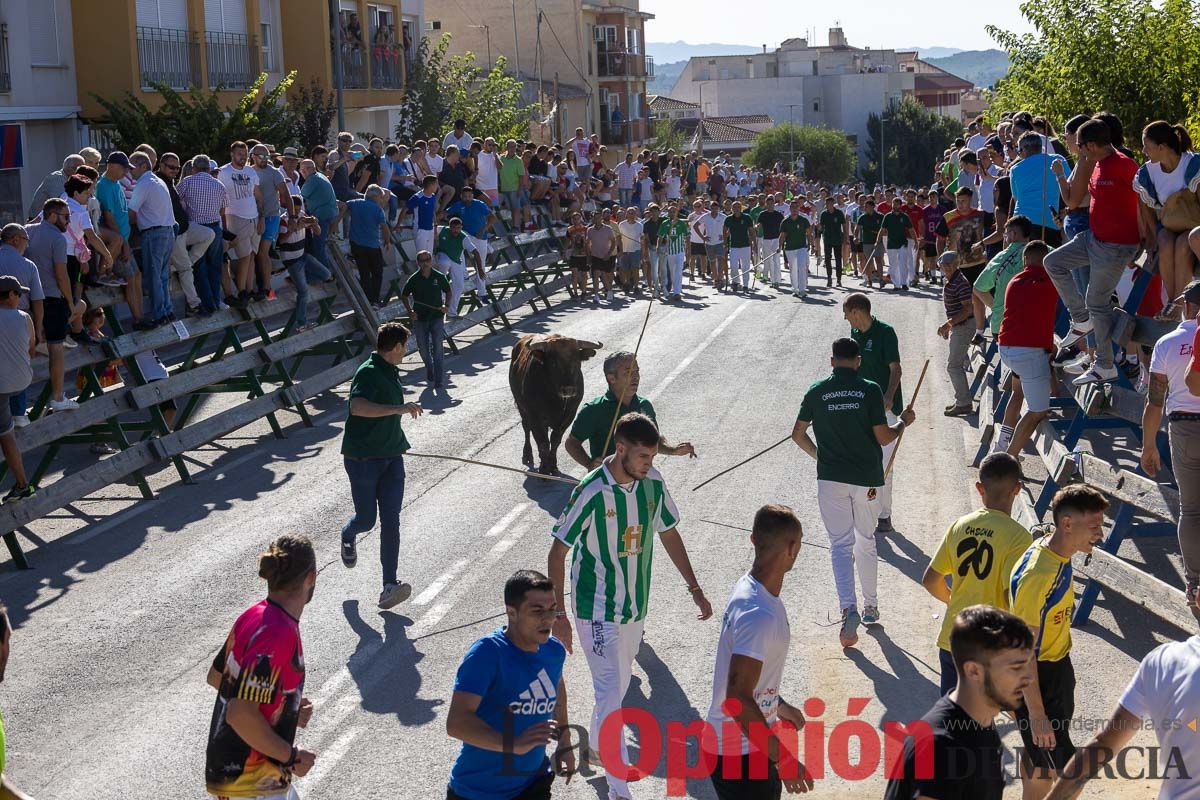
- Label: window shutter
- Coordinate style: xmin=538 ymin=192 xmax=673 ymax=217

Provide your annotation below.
xmin=27 ymin=0 xmax=61 ymax=65
xmin=205 ymin=0 xmax=247 ymax=34
xmin=137 ymin=0 xmax=188 ymax=29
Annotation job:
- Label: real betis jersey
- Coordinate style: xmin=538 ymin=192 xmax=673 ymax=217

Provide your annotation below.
xmin=659 ymin=219 xmax=690 ymax=255
xmin=551 ymin=464 xmax=680 ymax=623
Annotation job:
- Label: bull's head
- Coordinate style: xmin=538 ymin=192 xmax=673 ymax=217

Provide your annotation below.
xmin=526 ymin=336 xmax=603 ymax=400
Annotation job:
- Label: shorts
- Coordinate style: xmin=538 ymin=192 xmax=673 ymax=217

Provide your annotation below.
xmin=261 ymin=214 xmax=281 ymax=243
xmin=959 ymin=264 xmax=985 ymax=284
xmin=590 ymin=256 xmax=614 ymax=273
xmin=226 ymin=215 xmax=260 ymax=259
xmin=1015 ymin=656 xmax=1076 ymax=771
xmin=43 ymin=295 xmax=70 ymax=344
xmin=569 ymin=255 xmax=589 ymax=271
xmin=690 ymin=242 xmax=707 ymax=257
xmin=705 ymin=243 xmax=726 ymax=259
xmin=447 ymin=771 xmax=553 ymax=800
xmin=923 ymin=242 xmax=937 ymax=258
xmin=620 ymin=252 xmax=642 ymax=272
xmin=501 ymin=190 xmax=528 ymax=210
xmin=113 ymin=256 xmax=138 ymax=278
xmin=478 ymin=188 xmax=500 ymax=204
xmin=999 ymin=345 xmax=1052 ymax=413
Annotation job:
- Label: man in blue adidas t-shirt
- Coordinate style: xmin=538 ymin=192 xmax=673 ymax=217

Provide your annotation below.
xmin=447 ymin=570 xmax=573 ymax=800
xmin=403 ymin=175 xmax=441 ymax=257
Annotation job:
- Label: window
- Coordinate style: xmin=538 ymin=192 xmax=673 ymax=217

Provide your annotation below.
xmin=811 ymin=59 xmax=819 ymax=75
xmin=204 ymin=0 xmax=248 ymax=34
xmin=598 ymin=87 xmax=610 ymax=105
xmin=625 ymin=27 xmax=639 ymax=55
xmin=260 ymin=22 xmax=274 ymax=70
xmin=136 ymin=0 xmax=189 ymax=29
xmin=812 ymin=99 xmax=820 ymax=112
xmin=595 ymin=25 xmax=617 ymax=47
xmin=28 ymin=0 xmax=62 ymax=66
xmin=767 ymin=61 xmax=778 ymax=78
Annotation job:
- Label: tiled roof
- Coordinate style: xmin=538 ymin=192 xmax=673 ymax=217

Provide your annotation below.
xmin=648 ymin=94 xmax=700 ymax=111
xmin=673 ymin=117 xmax=761 ymax=143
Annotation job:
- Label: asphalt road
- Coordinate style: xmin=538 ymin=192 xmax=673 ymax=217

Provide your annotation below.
xmin=3 ymin=273 xmax=1168 ymax=798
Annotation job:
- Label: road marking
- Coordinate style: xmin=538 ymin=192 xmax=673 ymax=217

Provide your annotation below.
xmin=300 ymin=724 xmax=361 ymax=791
xmin=412 ymin=559 xmax=470 ymax=606
xmin=648 ymin=300 xmax=750 ymax=401
xmin=486 ymin=502 xmax=529 ymax=537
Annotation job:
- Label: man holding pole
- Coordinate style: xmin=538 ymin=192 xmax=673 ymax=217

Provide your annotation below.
xmin=843 ymin=293 xmax=904 ymax=534
xmin=792 ymin=338 xmax=914 ymax=647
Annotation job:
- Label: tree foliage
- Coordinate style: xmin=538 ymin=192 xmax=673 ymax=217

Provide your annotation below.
xmin=741 ymin=124 xmax=855 ymax=183
xmin=92 ymin=72 xmax=298 ymax=158
xmin=986 ymin=0 xmax=1200 ymax=140
xmin=653 ymin=118 xmax=686 ymax=154
xmin=290 ymin=78 xmax=337 ymax=153
xmin=396 ymin=33 xmax=535 ymax=143
xmin=862 ymin=98 xmax=962 ymax=187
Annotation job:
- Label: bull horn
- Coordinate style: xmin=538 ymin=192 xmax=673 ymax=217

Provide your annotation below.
xmin=573 ymin=339 xmax=603 ymax=350
xmin=526 ymin=338 xmax=551 ymax=352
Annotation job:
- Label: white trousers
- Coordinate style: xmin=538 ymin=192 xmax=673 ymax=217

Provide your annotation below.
xmin=730 ymin=246 xmax=752 ymax=286
xmin=577 ymin=616 xmax=645 ymax=796
xmin=786 ymin=249 xmax=809 ymax=293
xmin=816 ymin=479 xmax=879 ymax=610
xmin=414 ymin=227 xmax=435 ymax=257
xmin=667 ymin=252 xmax=685 ymax=296
xmin=887 ymin=246 xmax=914 ymax=288
xmin=466 ymin=234 xmax=489 ymax=269
xmin=877 ymin=411 xmax=897 ymax=518
xmin=437 ymin=254 xmax=466 ymax=315
xmin=761 ymin=238 xmax=782 ymax=284
xmin=170 ymin=224 xmax=214 ymax=307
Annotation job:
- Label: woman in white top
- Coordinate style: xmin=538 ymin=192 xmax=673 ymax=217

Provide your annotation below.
xmin=1135 ymin=121 xmax=1200 ymax=320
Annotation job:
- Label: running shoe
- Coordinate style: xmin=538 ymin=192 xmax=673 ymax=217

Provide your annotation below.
xmin=48 ymin=397 xmax=80 ymax=412
xmin=875 ymin=517 xmax=893 ymax=534
xmin=1051 ymin=345 xmax=1081 ymax=367
xmin=1072 ymin=364 xmax=1119 ymax=386
xmin=1059 ymin=318 xmax=1094 ymax=349
xmin=944 ymin=403 xmax=973 ymax=417
xmin=12 ymin=415 xmax=29 ymax=428
xmin=862 ymin=606 xmax=881 ymax=624
xmin=378 ymin=581 xmax=413 ymax=609
xmin=1062 ymin=352 xmax=1093 ymax=375
xmin=839 ymin=607 xmax=861 ymax=648
xmin=1 ymin=484 xmax=35 ymax=503
xmin=341 ymin=537 xmax=357 ymax=568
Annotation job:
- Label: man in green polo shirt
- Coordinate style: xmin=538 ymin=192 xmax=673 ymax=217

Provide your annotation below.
xmin=856 ymin=198 xmax=885 ymax=288
xmin=402 ymin=250 xmax=452 ymax=388
xmin=880 ymin=205 xmax=916 ymax=290
xmin=0 ymin=603 xmax=34 ymax=800
xmin=792 ymin=338 xmax=914 ymax=647
xmin=780 ymin=201 xmax=812 ymax=297
xmin=564 ymin=351 xmax=696 ymax=470
xmin=341 ymin=322 xmax=425 ymax=609
xmin=435 ymin=217 xmax=483 ymax=320
xmin=723 ymin=202 xmax=757 ymax=293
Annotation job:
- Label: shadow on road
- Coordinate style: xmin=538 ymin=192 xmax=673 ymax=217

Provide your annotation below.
xmin=874 ymin=527 xmax=929 ymax=586
xmin=845 ymin=626 xmax=938 ymax=725
xmin=343 ymin=599 xmax=442 ymax=726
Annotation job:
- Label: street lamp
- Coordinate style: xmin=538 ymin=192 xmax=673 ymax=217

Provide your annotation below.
xmin=470 ymin=24 xmax=492 ymax=69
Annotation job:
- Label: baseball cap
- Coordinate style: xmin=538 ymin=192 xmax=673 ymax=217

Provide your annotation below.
xmin=1181 ymin=279 xmax=1200 ymax=305
xmin=107 ymin=151 xmax=131 ymax=168
xmin=0 ymin=274 xmax=30 ymax=294
xmin=281 ymin=147 xmax=300 ymax=158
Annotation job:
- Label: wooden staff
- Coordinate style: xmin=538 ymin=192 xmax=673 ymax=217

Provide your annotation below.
xmin=406 ymin=452 xmax=580 ymax=485
xmin=691 ymin=435 xmax=792 ymax=492
xmin=883 ymin=358 xmax=930 ymax=479
xmin=597 ymin=296 xmax=656 ymax=458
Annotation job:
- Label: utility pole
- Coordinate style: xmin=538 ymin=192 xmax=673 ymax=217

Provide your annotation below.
xmin=511 ymin=0 xmax=521 ymax=79
xmin=785 ymin=103 xmax=801 ymax=171
xmin=470 ymin=24 xmax=492 ymax=68
xmin=330 ymin=0 xmax=345 ymax=133
xmin=879 ymin=91 xmax=888 ymax=187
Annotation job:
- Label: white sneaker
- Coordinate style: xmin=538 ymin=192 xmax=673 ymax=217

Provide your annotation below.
xmin=1062 ymin=352 xmax=1092 ymax=375
xmin=48 ymin=397 xmax=80 ymax=412
xmin=12 ymin=415 xmax=29 ymax=428
xmin=62 ymin=336 xmax=78 ymax=349
xmin=1059 ymin=318 xmax=1094 ymax=349
xmin=1072 ymin=364 xmax=1119 ymax=386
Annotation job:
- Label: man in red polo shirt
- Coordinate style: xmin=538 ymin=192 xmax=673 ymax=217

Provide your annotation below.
xmin=1046 ymin=119 xmax=1142 ymax=386
xmin=997 ymin=240 xmax=1061 ymax=456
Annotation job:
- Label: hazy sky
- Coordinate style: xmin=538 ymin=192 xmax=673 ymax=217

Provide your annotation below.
xmin=639 ymin=0 xmax=1035 ymax=53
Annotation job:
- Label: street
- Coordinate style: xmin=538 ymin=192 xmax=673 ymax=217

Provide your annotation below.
xmin=3 ymin=276 xmax=1166 ymax=799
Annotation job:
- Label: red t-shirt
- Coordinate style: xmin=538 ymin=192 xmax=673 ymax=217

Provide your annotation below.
xmin=1088 ymin=151 xmax=1140 ymax=245
xmin=877 ymin=201 xmax=893 ymax=214
xmin=206 ymin=599 xmax=306 ymax=798
xmin=999 ymin=263 xmax=1060 ymax=350
xmin=901 ymin=204 xmax=924 ymax=235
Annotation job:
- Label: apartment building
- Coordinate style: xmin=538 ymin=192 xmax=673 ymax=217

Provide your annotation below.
xmin=71 ymin=0 xmax=423 ymax=143
xmin=0 ymin=0 xmax=83 ymax=224
xmin=431 ymin=0 xmax=655 ymax=161
xmin=670 ymin=28 xmax=915 ymax=157
xmin=897 ymin=52 xmax=973 ymax=121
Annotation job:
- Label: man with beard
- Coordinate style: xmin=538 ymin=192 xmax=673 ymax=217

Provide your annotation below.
xmin=205 ymin=535 xmax=318 ymax=798
xmin=547 ymin=413 xmax=712 ymax=800
xmin=884 ymin=605 xmax=1033 ymax=800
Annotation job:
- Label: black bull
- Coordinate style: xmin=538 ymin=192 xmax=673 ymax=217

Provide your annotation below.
xmin=509 ymin=334 xmax=603 ymax=474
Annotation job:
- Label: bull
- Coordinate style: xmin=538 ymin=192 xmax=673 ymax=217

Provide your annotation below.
xmin=509 ymin=334 xmax=603 ymax=474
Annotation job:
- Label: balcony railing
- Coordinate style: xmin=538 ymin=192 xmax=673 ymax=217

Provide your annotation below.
xmin=0 ymin=25 xmax=10 ymax=94
xmin=205 ymin=31 xmax=259 ymax=89
xmin=601 ymin=117 xmax=652 ymax=146
xmin=136 ymin=26 xmax=200 ymax=89
xmin=335 ymin=40 xmax=367 ymax=89
xmin=597 ymin=51 xmax=653 ymax=79
xmin=371 ymin=44 xmax=402 ymax=89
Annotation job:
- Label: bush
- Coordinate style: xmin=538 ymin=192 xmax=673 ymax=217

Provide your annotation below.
xmin=742 ymin=124 xmax=855 ymax=183
xmin=861 ymin=98 xmax=962 ymax=187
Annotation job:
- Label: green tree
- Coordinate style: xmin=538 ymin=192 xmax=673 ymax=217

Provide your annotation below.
xmin=652 ymin=118 xmax=686 ymax=153
xmin=93 ymin=72 xmax=298 ymax=158
xmin=987 ymin=0 xmax=1200 ymax=139
xmin=742 ymin=123 xmax=855 ymax=183
xmin=290 ymin=78 xmax=337 ymax=152
xmin=861 ymin=98 xmax=962 ymax=187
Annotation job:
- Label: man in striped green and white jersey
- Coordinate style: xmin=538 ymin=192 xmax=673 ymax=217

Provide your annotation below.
xmin=547 ymin=412 xmax=712 ymax=800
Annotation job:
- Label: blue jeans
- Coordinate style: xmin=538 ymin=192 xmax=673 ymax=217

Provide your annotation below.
xmin=413 ymin=318 xmax=446 ymax=386
xmin=284 ymin=254 xmax=331 ymax=326
xmin=342 ymin=455 xmax=406 ymax=587
xmin=8 ymin=390 xmax=26 ymax=418
xmin=939 ymin=648 xmax=957 ymax=695
xmin=619 ymin=189 xmax=634 ymax=208
xmin=312 ymin=214 xmax=338 ymax=271
xmin=1062 ymin=210 xmax=1097 ymax=349
xmin=141 ymin=226 xmax=175 ymax=319
xmin=195 ymin=222 xmax=225 ymax=312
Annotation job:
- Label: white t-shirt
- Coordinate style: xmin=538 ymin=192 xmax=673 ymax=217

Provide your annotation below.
xmin=475 ymin=151 xmax=500 ymax=192
xmin=64 ymin=195 xmax=94 ymax=261
xmin=704 ymin=573 xmax=791 ymax=755
xmin=443 ymin=130 xmax=474 ymax=152
xmin=775 ymin=202 xmax=791 ymax=216
xmin=727 ymin=181 xmax=741 ymax=199
xmin=665 ymin=174 xmax=681 ymax=199
xmin=1119 ymin=635 xmax=1200 ymax=800
xmin=615 ymin=162 xmax=639 ymax=190
xmin=218 ymin=163 xmax=260 ymax=220
xmin=571 ymin=139 xmax=592 ymax=164
xmin=1148 ymin=152 xmax=1196 ymax=205
xmin=617 ymin=220 xmax=643 ymax=253
xmin=1150 ymin=319 xmax=1200 ymax=415
xmin=979 ymin=164 xmax=1000 ymax=213
xmin=699 ymin=212 xmax=727 ymax=244
xmin=688 ymin=211 xmax=706 ymax=243
xmin=966 ymin=132 xmax=989 ymax=153
xmin=426 ymin=153 xmax=445 ymax=174
xmin=638 ymin=177 xmax=654 ymax=202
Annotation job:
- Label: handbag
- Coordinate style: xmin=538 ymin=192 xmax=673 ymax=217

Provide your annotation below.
xmin=1160 ymin=189 xmax=1200 ymax=233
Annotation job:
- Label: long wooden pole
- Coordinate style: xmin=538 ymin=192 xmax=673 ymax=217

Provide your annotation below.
xmin=691 ymin=435 xmax=791 ymax=492
xmin=883 ymin=358 xmax=930 ymax=479
xmin=406 ymin=452 xmax=580 ymax=485
xmin=597 ymin=296 xmax=655 ymax=459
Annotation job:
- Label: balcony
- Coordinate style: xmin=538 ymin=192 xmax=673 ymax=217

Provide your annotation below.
xmin=0 ymin=25 xmax=9 ymax=93
xmin=597 ymin=51 xmax=654 ymax=79
xmin=205 ymin=31 xmax=259 ymax=90
xmin=136 ymin=26 xmax=200 ymax=89
xmin=601 ymin=117 xmax=652 ymax=146
xmin=371 ymin=44 xmax=402 ymax=90
xmin=334 ymin=39 xmax=367 ymax=89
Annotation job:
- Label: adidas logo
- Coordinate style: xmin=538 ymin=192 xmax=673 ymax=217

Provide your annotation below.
xmin=508 ymin=668 xmax=558 ymax=716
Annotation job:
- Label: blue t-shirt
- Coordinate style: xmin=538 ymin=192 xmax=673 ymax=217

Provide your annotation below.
xmin=449 ymin=629 xmax=567 ymax=800
xmin=406 ymin=191 xmax=439 ymax=231
xmin=1010 ymin=153 xmax=1068 ymax=230
xmin=300 ymin=172 xmax=338 ymax=221
xmin=96 ymin=176 xmax=130 ymax=239
xmin=346 ymin=198 xmax=387 ymax=248
xmin=445 ymin=199 xmax=492 ymax=238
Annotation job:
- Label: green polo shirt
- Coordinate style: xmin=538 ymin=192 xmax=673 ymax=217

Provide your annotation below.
xmin=974 ymin=241 xmax=1025 ymax=335
xmin=857 ymin=211 xmax=883 ymax=245
xmin=724 ymin=214 xmax=754 ymax=248
xmin=437 ymin=227 xmax=466 ymax=263
xmin=797 ymin=366 xmax=886 ymax=487
xmin=880 ymin=211 xmax=913 ymax=249
xmin=402 ymin=268 xmax=451 ymax=322
xmin=851 ymin=318 xmax=904 ymax=416
xmin=780 ymin=216 xmax=811 ymax=250
xmin=342 ymin=353 xmax=410 ymax=458
xmin=819 ymin=209 xmax=845 ymax=244
xmin=570 ymin=390 xmax=657 ymax=459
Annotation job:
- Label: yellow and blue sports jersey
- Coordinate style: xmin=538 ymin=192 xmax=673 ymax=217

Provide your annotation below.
xmin=1010 ymin=538 xmax=1074 ymax=663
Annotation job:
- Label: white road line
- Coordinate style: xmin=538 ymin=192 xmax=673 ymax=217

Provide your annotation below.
xmin=485 ymin=502 xmax=530 ymax=537
xmin=299 ymin=724 xmax=361 ymax=791
xmin=647 ymin=300 xmax=750 ymax=401
xmin=412 ymin=559 xmax=470 ymax=606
